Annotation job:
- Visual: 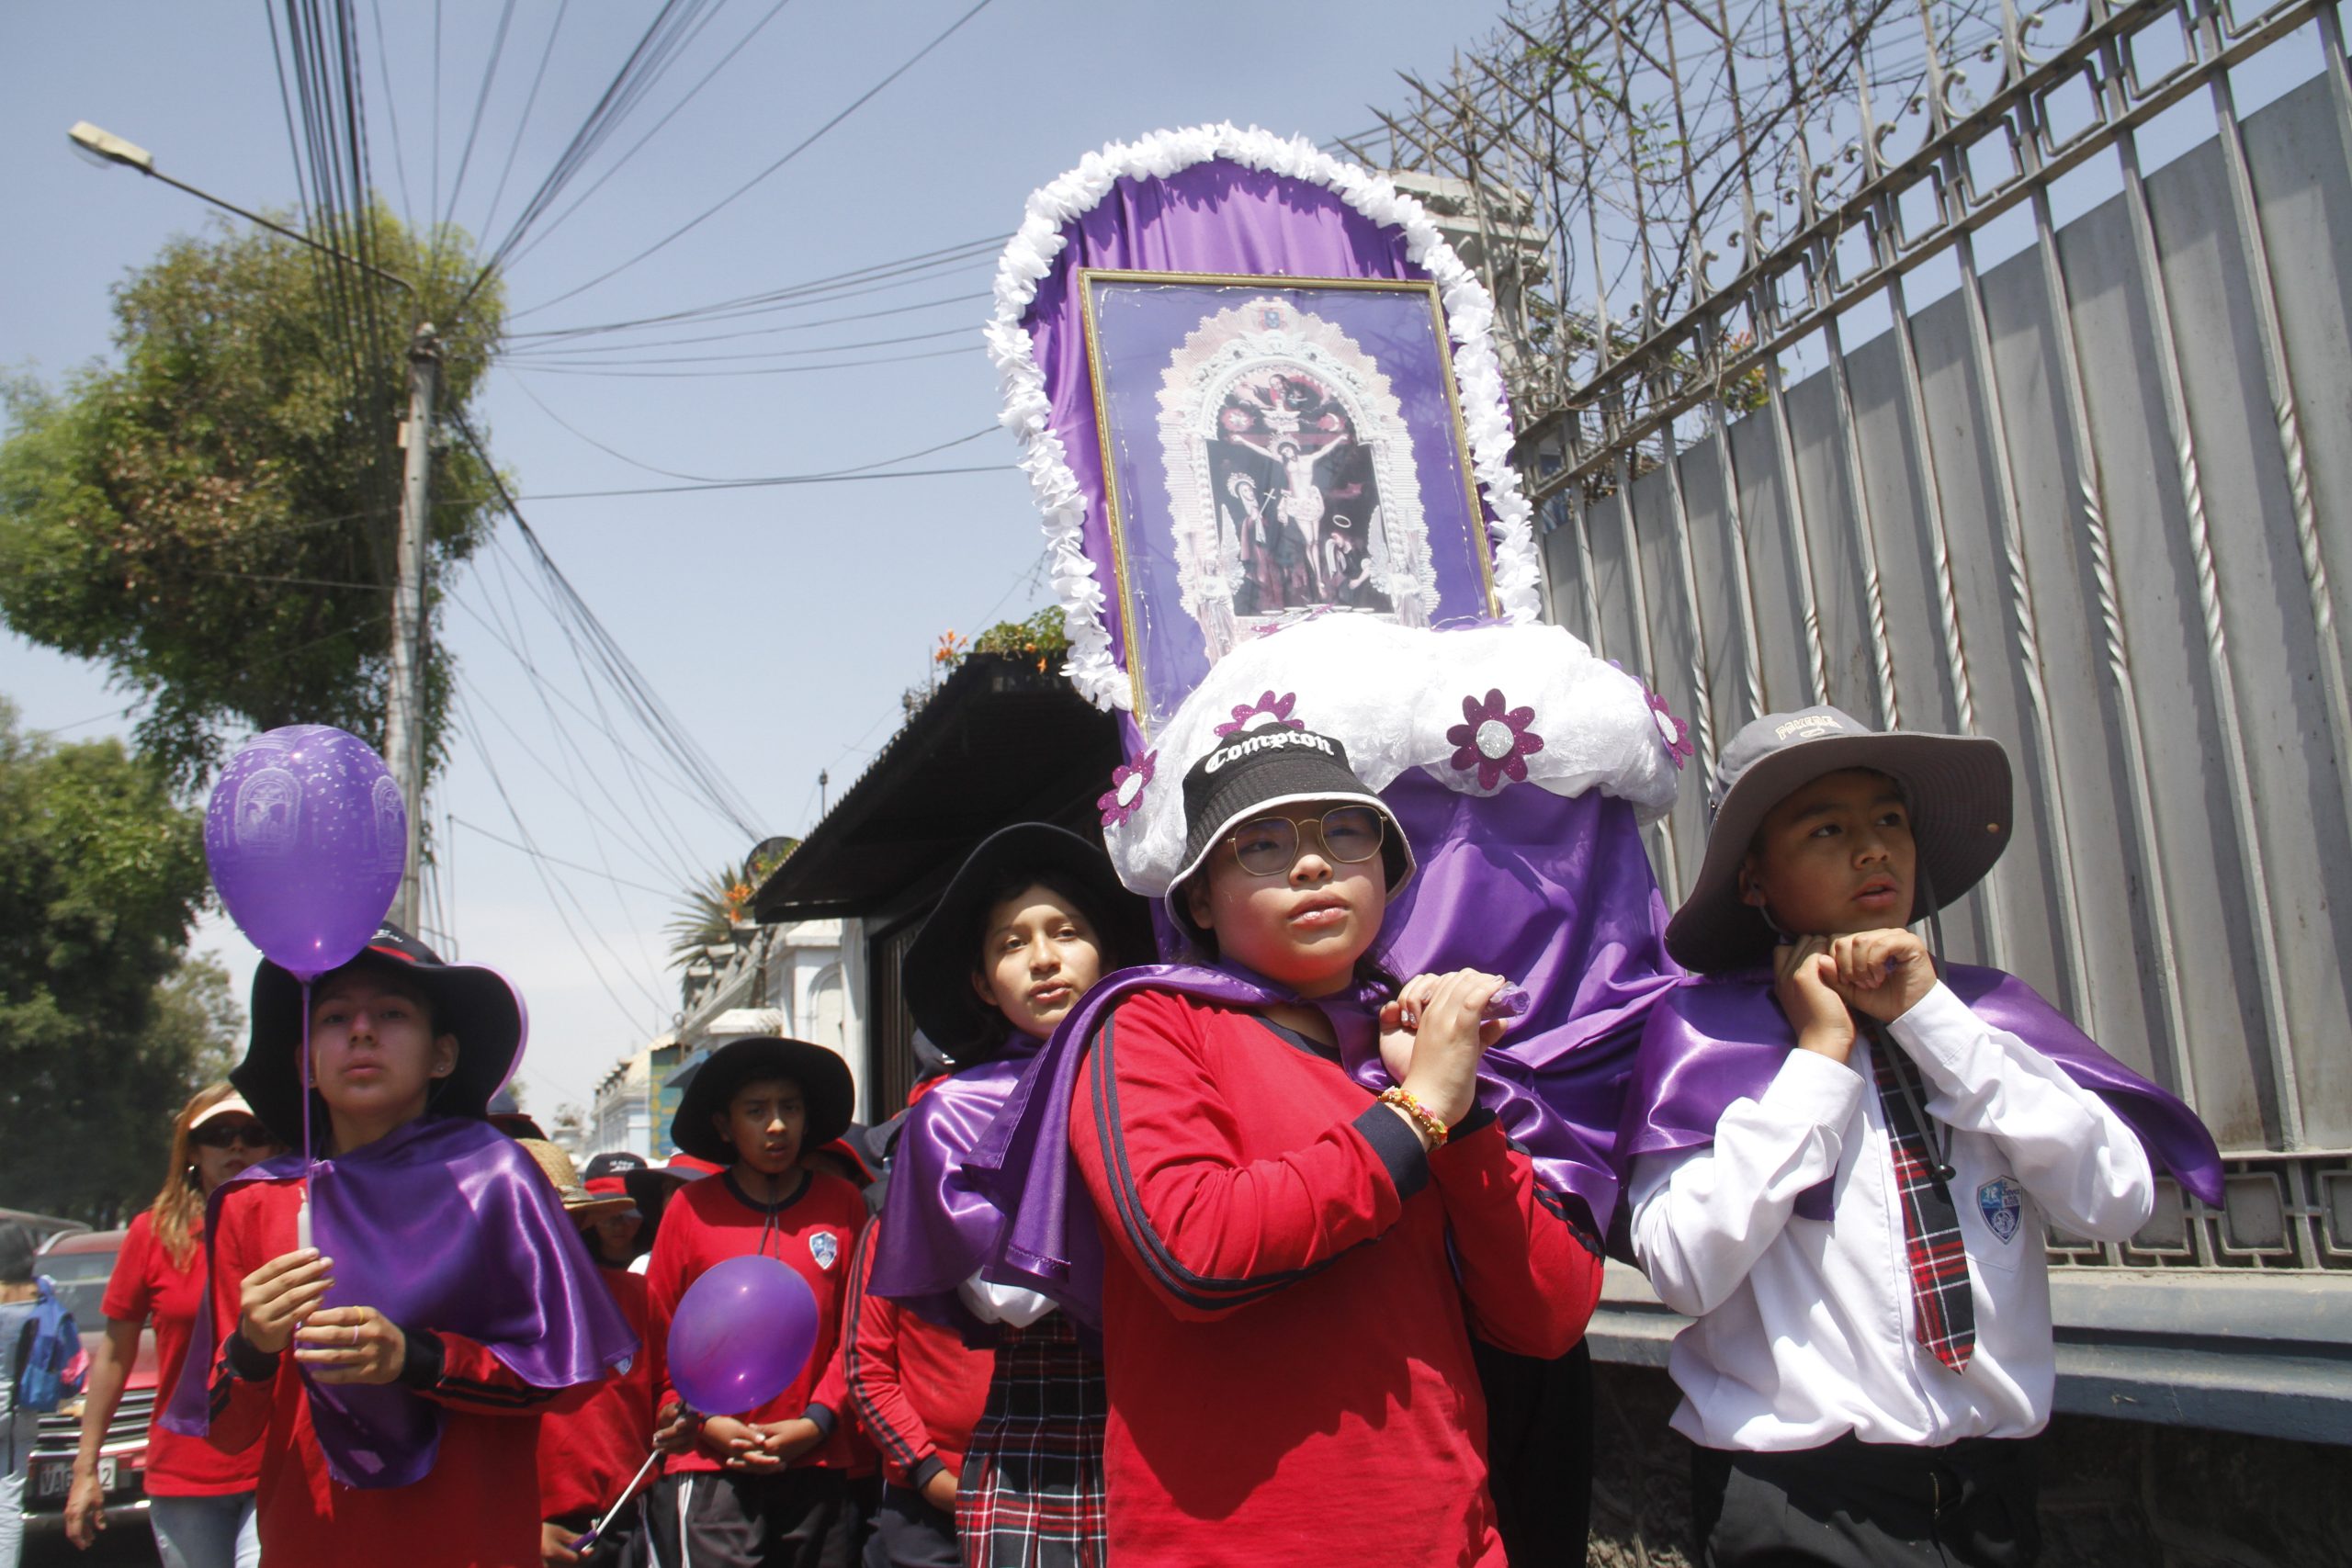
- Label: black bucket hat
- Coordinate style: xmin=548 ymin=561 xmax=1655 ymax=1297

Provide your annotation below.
xmin=1166 ymin=726 xmax=1414 ymax=937
xmin=1666 ymin=705 xmax=2012 ymax=975
xmin=900 ymin=824 xmax=1153 ymax=1065
xmin=236 ymin=922 xmax=526 ymax=1147
xmin=668 ymin=1036 xmax=855 ymax=1166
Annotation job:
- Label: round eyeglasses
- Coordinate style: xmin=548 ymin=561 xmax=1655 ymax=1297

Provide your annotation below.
xmin=1226 ymin=807 xmax=1385 ymax=877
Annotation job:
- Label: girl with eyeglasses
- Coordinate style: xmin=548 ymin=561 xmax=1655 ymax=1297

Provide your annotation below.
xmin=67 ymin=1084 xmax=284 ymax=1568
xmin=967 ymin=721 xmax=1606 ymax=1567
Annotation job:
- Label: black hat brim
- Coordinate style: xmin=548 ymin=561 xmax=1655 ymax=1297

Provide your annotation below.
xmin=901 ymin=824 xmax=1152 ymax=1064
xmin=668 ymin=1037 xmax=856 ymax=1166
xmin=236 ymin=945 xmax=526 ymax=1148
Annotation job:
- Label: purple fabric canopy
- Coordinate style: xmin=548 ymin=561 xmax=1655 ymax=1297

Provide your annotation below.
xmin=1023 ymin=160 xmax=1469 ymax=733
xmin=162 ymin=1116 xmax=639 ymax=1490
xmin=1614 ymin=964 xmax=2226 ymax=1221
xmin=865 ymin=1034 xmax=1047 ymax=1343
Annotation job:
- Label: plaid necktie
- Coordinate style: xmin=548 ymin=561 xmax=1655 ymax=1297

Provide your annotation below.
xmin=1868 ymin=1028 xmax=1975 ymax=1372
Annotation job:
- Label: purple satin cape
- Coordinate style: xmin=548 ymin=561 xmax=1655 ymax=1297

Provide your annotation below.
xmin=161 ymin=1116 xmax=639 ymax=1489
xmin=1613 ymin=964 xmax=2226 ymax=1221
xmin=962 ymin=964 xmax=1290 ymax=1332
xmin=1377 ymin=772 xmax=1684 ymax=1229
xmin=865 ymin=1032 xmax=1047 ymax=1343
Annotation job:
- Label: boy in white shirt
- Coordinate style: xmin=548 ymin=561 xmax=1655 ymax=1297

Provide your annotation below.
xmin=1616 ymin=706 xmax=2222 ymax=1567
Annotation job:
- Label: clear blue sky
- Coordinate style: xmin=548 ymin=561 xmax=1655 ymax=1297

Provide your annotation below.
xmin=0 ymin=1 xmax=1509 ymax=1119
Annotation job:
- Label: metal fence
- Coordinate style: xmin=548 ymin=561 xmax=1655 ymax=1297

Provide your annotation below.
xmin=1443 ymin=0 xmax=2352 ymax=1273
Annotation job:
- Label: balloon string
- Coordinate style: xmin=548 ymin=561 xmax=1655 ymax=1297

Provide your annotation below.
xmin=569 ymin=1447 xmax=664 ymax=1553
xmin=300 ymin=977 xmax=314 ymax=1168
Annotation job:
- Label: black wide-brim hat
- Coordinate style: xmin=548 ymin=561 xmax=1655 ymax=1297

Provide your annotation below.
xmin=668 ymin=1036 xmax=856 ymax=1166
xmin=236 ymin=921 xmax=526 ymax=1146
xmin=901 ymin=823 xmax=1154 ymax=1065
xmin=1166 ymin=726 xmax=1415 ymax=937
xmin=1666 ymin=705 xmax=2012 ymax=975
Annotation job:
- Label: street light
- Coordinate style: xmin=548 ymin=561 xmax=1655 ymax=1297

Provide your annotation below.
xmin=68 ymin=121 xmax=413 ymax=296
xmin=68 ymin=118 xmax=437 ymax=932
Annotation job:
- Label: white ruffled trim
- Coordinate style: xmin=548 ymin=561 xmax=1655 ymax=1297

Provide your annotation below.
xmin=1102 ymin=615 xmax=1682 ymax=896
xmin=988 ymin=122 xmax=1545 ymax=712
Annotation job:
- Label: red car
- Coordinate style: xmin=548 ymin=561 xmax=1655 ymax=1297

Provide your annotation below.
xmin=20 ymin=1229 xmax=158 ymax=1541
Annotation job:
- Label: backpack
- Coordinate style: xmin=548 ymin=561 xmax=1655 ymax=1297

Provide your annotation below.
xmin=11 ymin=1277 xmax=88 ymax=1415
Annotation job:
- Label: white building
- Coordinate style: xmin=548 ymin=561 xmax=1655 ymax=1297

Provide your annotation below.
xmin=586 ymin=919 xmax=866 ymax=1160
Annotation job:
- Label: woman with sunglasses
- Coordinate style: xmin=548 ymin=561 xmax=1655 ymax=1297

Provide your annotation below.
xmin=977 ymin=721 xmax=1604 ymax=1567
xmin=66 ymin=1084 xmax=282 ymax=1568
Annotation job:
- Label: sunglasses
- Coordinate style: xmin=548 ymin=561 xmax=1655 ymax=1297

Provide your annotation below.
xmin=1227 ymin=807 xmax=1385 ymax=878
xmin=190 ymin=1120 xmax=272 ymax=1150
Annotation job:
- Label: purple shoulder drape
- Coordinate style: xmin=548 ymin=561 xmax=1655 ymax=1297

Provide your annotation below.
xmin=865 ymin=1034 xmax=1046 ymax=1342
xmin=1375 ymin=771 xmax=1683 ymax=1230
xmin=162 ymin=1116 xmax=638 ymax=1490
xmin=1613 ymin=964 xmax=2225 ymax=1220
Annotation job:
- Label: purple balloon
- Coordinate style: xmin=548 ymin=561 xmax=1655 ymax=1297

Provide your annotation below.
xmin=667 ymin=1255 xmax=819 ymax=1417
xmin=204 ymin=726 xmax=406 ymax=981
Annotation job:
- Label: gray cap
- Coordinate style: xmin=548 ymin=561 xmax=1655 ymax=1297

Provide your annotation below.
xmin=1665 ymin=705 xmax=2012 ymax=974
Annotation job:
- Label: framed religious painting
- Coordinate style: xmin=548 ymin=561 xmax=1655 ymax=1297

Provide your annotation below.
xmin=1080 ymin=269 xmax=1502 ymax=733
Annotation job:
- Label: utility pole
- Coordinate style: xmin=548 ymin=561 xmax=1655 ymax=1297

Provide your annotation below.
xmin=384 ymin=322 xmax=441 ymax=932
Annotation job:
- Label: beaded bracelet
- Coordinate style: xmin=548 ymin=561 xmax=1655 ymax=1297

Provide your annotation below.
xmin=1377 ymin=1087 xmax=1449 ymax=1149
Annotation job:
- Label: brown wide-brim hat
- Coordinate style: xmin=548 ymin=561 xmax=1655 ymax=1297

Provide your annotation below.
xmin=517 ymin=1138 xmax=638 ymax=1223
xmin=1666 ymin=705 xmax=2012 ymax=975
xmin=668 ymin=1036 xmax=855 ymax=1166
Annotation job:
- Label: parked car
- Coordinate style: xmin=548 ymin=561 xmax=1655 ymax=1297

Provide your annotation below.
xmin=19 ymin=1229 xmax=157 ymax=1541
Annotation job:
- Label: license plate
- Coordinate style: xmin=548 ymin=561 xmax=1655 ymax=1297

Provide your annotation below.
xmin=33 ymin=1455 xmax=112 ymax=1499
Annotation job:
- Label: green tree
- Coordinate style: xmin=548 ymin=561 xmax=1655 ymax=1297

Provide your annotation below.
xmin=0 ymin=698 xmax=221 ymax=1222
xmin=0 ymin=202 xmax=506 ymax=793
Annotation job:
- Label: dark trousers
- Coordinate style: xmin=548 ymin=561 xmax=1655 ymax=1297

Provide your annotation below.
xmin=1690 ymin=1435 xmax=2041 ymax=1568
xmin=860 ymin=1483 xmax=960 ymax=1568
xmin=1474 ymin=1337 xmax=1595 ymax=1567
xmin=647 ymin=1469 xmax=854 ymax=1568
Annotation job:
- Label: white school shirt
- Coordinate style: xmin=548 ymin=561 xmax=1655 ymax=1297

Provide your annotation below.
xmin=1627 ymin=980 xmax=2156 ymax=1451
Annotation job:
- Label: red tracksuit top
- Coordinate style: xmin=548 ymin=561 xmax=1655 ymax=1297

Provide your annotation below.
xmin=842 ymin=1213 xmax=991 ymax=1492
xmin=1070 ymin=991 xmax=1605 ymax=1568
xmin=102 ymin=1212 xmax=262 ymax=1497
xmin=202 ymin=1179 xmax=596 ymax=1568
xmin=537 ymin=1265 xmax=654 ymax=1523
xmin=643 ymin=1168 xmax=866 ymax=1475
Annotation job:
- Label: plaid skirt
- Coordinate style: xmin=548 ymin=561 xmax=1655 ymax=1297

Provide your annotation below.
xmin=956 ymin=1313 xmax=1109 ymax=1568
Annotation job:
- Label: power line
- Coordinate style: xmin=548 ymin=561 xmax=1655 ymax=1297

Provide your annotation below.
xmin=500 ymin=0 xmax=804 ymax=270
xmin=437 ymin=0 xmax=517 ymax=244
xmin=512 ymin=0 xmax=1002 ymax=318
xmin=454 ymin=0 xmax=735 ymax=320
xmin=515 ymin=462 xmax=1010 ymax=500
xmin=500 ymin=321 xmax=974 ymax=368
xmin=451 ymin=411 xmax=767 ymax=840
xmin=510 ymin=343 xmax=980 ymax=379
xmin=498 ymin=288 xmax=989 ymax=355
xmin=456 ymin=685 xmax=674 ymax=1031
xmin=507 ymin=375 xmax=995 ymax=484
xmin=506 ymin=235 xmax=1003 ymax=341
xmin=448 ymin=816 xmax=678 ymax=898
xmin=477 ymin=0 xmax=571 ymax=245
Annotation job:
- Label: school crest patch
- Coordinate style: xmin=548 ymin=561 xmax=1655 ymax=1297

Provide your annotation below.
xmin=1977 ymin=1176 xmax=2024 ymax=1245
xmin=809 ymin=1231 xmax=840 ymax=1270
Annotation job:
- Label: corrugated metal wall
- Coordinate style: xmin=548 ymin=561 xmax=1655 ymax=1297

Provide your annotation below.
xmin=1540 ymin=67 xmax=2352 ymax=1268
